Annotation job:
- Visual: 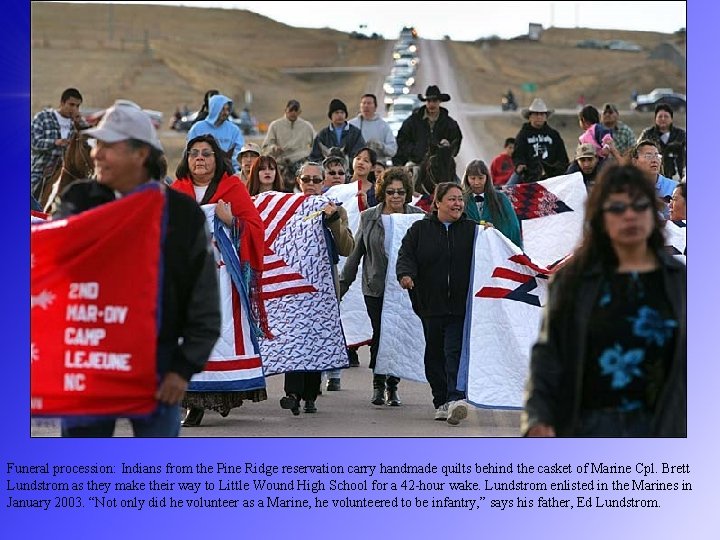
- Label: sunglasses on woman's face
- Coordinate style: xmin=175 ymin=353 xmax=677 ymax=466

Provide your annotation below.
xmin=385 ymin=189 xmax=406 ymax=196
xmin=299 ymin=176 xmax=323 ymax=184
xmin=188 ymin=149 xmax=214 ymax=158
xmin=602 ymin=199 xmax=652 ymax=215
xmin=328 ymin=169 xmax=345 ymax=176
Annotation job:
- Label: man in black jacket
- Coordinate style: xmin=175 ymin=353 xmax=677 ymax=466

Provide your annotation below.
xmin=309 ymin=98 xmax=365 ymax=171
xmin=508 ymin=98 xmax=569 ymax=185
xmin=393 ymin=85 xmax=462 ymax=166
xmin=55 ymin=100 xmax=221 ymax=437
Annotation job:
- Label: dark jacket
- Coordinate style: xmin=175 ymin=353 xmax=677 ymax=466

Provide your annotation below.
xmin=522 ymin=252 xmax=687 ymax=437
xmin=54 ymin=180 xmax=221 ymax=382
xmin=396 ymin=213 xmax=476 ymax=317
xmin=309 ymin=122 xmax=365 ymax=165
xmin=637 ymin=124 xmax=686 ymax=179
xmin=512 ymin=122 xmax=569 ymax=183
xmin=393 ymin=106 xmax=462 ymax=166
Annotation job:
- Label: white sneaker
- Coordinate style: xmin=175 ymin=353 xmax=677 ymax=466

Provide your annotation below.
xmin=447 ymin=400 xmax=468 ymax=426
xmin=434 ymin=403 xmax=448 ymax=421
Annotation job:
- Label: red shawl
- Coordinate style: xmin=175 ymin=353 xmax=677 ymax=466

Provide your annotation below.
xmin=172 ymin=173 xmax=270 ymax=336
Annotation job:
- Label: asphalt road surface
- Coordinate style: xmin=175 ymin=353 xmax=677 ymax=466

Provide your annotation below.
xmin=31 ymin=346 xmax=521 ymax=438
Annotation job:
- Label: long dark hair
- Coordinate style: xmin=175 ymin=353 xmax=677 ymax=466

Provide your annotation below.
xmin=175 ymin=134 xmax=233 ymax=203
xmin=573 ymin=164 xmax=664 ymax=273
xmin=175 ymin=134 xmax=232 ymax=182
xmin=247 ymin=155 xmax=282 ymax=195
xmin=550 ymin=164 xmax=665 ymax=315
xmin=462 ymin=159 xmax=507 ymax=221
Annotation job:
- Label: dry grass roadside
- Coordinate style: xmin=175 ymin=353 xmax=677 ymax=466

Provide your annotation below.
xmin=32 ymin=3 xmax=686 ymax=171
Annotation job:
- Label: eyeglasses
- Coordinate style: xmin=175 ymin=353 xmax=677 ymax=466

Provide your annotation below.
xmin=639 ymin=152 xmax=662 ymax=161
xmin=299 ymin=176 xmax=323 ymax=184
xmin=189 ymin=149 xmax=214 ymax=158
xmin=602 ymin=199 xmax=652 ymax=215
xmin=328 ymin=170 xmax=345 ymax=176
xmin=385 ymin=189 xmax=406 ymax=196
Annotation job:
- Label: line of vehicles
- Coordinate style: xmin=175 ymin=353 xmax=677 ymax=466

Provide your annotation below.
xmin=383 ymin=27 xmax=422 ymax=137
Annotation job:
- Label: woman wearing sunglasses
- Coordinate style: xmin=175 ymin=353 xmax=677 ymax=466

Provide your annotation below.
xmin=172 ymin=134 xmax=268 ymax=427
xmin=523 ymin=164 xmax=686 ymax=437
xmin=339 ymin=167 xmax=425 ymax=406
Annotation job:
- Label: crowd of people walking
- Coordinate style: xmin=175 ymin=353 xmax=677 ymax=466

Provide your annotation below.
xmin=31 ymin=83 xmax=686 ymax=438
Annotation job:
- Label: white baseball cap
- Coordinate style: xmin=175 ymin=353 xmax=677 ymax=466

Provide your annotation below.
xmin=85 ymin=99 xmax=163 ymax=151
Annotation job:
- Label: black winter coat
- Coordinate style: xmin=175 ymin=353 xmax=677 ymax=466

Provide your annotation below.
xmin=396 ymin=213 xmax=476 ymax=318
xmin=512 ymin=122 xmax=569 ymax=183
xmin=522 ymin=252 xmax=687 ymax=437
xmin=637 ymin=124 xmax=686 ymax=179
xmin=393 ymin=106 xmax=462 ymax=166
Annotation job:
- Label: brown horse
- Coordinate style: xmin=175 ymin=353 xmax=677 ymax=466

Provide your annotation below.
xmin=39 ymin=129 xmax=94 ymax=213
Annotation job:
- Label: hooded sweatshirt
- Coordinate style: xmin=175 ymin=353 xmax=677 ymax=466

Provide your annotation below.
xmin=188 ymin=94 xmax=244 ymax=172
xmin=349 ymin=113 xmax=397 ymax=161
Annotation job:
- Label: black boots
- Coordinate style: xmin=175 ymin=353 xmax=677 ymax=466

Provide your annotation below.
xmin=371 ymin=375 xmax=402 ymax=406
xmin=371 ymin=374 xmax=386 ymax=405
xmin=386 ymin=376 xmax=401 ymax=406
xmin=182 ymin=407 xmax=204 ymax=427
xmin=280 ymin=394 xmax=300 ymax=416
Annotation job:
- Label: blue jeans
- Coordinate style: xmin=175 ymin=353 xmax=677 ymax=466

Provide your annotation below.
xmin=61 ymin=403 xmax=182 ymax=437
xmin=421 ymin=315 xmax=466 ymax=408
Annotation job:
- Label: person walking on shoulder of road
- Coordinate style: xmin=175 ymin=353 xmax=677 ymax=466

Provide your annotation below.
xmin=397 ymin=183 xmax=475 ymax=426
xmin=55 ymin=100 xmax=221 ymax=437
xmin=393 ymin=85 xmax=462 ymax=167
xmin=349 ymin=93 xmax=397 ymax=165
xmin=279 ymin=161 xmax=354 ymax=415
xmin=187 ymin=93 xmax=244 ymax=174
xmin=340 ymin=167 xmax=425 ymax=406
xmin=172 ymin=134 xmax=267 ymax=428
xmin=507 ymin=98 xmax=569 ymax=185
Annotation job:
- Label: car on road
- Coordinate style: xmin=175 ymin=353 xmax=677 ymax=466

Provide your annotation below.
xmin=384 ymin=114 xmax=405 ymax=138
xmin=633 ymin=88 xmax=687 ymax=112
xmin=388 ymin=96 xmax=420 ymax=120
xmin=383 ymin=75 xmax=412 ymax=98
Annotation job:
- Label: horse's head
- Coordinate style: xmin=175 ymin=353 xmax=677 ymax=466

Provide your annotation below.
xmin=64 ymin=130 xmax=94 ymax=179
xmin=416 ymin=141 xmax=457 ymax=196
xmin=318 ymin=142 xmax=350 ymax=173
xmin=40 ymin=130 xmax=94 ymax=213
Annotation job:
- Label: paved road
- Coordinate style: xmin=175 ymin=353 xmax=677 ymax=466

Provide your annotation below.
xmin=418 ymin=39 xmax=493 ymax=180
xmin=31 ymin=346 xmax=521 ymax=438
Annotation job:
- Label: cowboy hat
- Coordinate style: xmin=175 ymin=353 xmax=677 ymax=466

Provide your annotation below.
xmin=418 ymin=85 xmax=451 ymax=102
xmin=521 ymin=97 xmax=554 ymax=119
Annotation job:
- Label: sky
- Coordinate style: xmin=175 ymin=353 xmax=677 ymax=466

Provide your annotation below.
xmin=71 ymin=1 xmax=687 ymax=41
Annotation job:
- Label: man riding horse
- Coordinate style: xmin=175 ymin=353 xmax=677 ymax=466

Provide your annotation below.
xmin=392 ymin=85 xmax=462 ymax=168
xmin=31 ymin=87 xmax=88 ymax=200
